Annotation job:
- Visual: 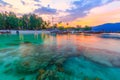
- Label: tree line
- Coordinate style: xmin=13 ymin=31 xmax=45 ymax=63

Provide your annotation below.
xmin=0 ymin=12 xmax=91 ymax=30
xmin=0 ymin=12 xmax=50 ymax=30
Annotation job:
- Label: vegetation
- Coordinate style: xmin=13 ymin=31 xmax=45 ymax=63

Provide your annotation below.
xmin=57 ymin=26 xmax=92 ymax=31
xmin=0 ymin=12 xmax=92 ymax=31
xmin=83 ymin=25 xmax=92 ymax=31
xmin=58 ymin=26 xmax=65 ymax=30
xmin=0 ymin=12 xmax=48 ymax=30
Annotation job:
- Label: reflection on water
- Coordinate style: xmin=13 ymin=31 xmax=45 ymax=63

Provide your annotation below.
xmin=0 ymin=33 xmax=120 ymax=80
xmin=19 ymin=34 xmax=24 ymax=40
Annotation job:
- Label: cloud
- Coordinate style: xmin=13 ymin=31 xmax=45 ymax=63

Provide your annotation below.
xmin=60 ymin=0 xmax=114 ymax=22
xmin=34 ymin=6 xmax=57 ymax=15
xmin=34 ymin=0 xmax=40 ymax=2
xmin=0 ymin=0 xmax=39 ymax=14
xmin=71 ymin=1 xmax=120 ymax=26
xmin=0 ymin=0 xmax=11 ymax=6
xmin=0 ymin=0 xmax=120 ymax=26
xmin=21 ymin=0 xmax=25 ymax=5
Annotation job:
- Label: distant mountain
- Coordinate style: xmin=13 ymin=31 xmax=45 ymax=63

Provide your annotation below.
xmin=92 ymin=23 xmax=120 ymax=32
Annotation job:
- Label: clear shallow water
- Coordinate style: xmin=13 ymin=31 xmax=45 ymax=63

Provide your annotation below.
xmin=0 ymin=33 xmax=120 ymax=80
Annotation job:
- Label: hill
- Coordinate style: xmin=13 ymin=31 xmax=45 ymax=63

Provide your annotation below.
xmin=92 ymin=23 xmax=120 ymax=32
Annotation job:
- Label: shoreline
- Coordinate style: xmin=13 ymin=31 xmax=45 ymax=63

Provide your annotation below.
xmin=0 ymin=30 xmax=50 ymax=34
xmin=1 ymin=30 xmax=120 ymax=35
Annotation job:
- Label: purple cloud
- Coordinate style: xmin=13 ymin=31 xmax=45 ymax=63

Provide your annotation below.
xmin=61 ymin=0 xmax=114 ymax=22
xmin=34 ymin=6 xmax=57 ymax=15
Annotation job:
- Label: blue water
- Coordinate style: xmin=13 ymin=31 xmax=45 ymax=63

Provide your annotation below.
xmin=0 ymin=33 xmax=120 ymax=80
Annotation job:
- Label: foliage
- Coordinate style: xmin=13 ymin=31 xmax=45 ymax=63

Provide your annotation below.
xmin=58 ymin=26 xmax=65 ymax=30
xmin=0 ymin=12 xmax=92 ymax=30
xmin=0 ymin=12 xmax=45 ymax=30
xmin=83 ymin=25 xmax=92 ymax=31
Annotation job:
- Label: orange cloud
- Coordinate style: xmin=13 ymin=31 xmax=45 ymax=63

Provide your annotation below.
xmin=70 ymin=1 xmax=120 ymax=27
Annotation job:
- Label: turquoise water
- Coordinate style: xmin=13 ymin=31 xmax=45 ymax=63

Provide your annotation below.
xmin=0 ymin=33 xmax=120 ymax=80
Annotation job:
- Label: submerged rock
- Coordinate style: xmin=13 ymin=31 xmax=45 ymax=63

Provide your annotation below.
xmin=39 ymin=69 xmax=45 ymax=75
xmin=56 ymin=67 xmax=64 ymax=72
xmin=19 ymin=77 xmax=25 ymax=80
xmin=4 ymin=63 xmax=11 ymax=68
xmin=82 ymin=47 xmax=120 ymax=67
xmin=110 ymin=58 xmax=120 ymax=67
xmin=3 ymin=68 xmax=13 ymax=74
xmin=37 ymin=70 xmax=61 ymax=80
xmin=14 ymin=57 xmax=41 ymax=73
xmin=13 ymin=44 xmax=51 ymax=73
xmin=95 ymin=77 xmax=101 ymax=80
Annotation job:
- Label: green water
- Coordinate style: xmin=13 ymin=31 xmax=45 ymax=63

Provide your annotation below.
xmin=0 ymin=33 xmax=120 ymax=80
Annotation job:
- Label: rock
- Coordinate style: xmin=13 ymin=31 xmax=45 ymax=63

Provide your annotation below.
xmin=19 ymin=77 xmax=25 ymax=80
xmin=94 ymin=77 xmax=101 ymax=80
xmin=37 ymin=70 xmax=61 ymax=80
xmin=111 ymin=58 xmax=120 ymax=67
xmin=14 ymin=57 xmax=40 ymax=73
xmin=57 ymin=67 xmax=64 ymax=72
xmin=55 ymin=57 xmax=66 ymax=65
xmin=3 ymin=68 xmax=12 ymax=74
xmin=55 ymin=62 xmax=64 ymax=72
xmin=39 ymin=69 xmax=45 ymax=75
xmin=4 ymin=63 xmax=11 ymax=68
xmin=83 ymin=76 xmax=89 ymax=80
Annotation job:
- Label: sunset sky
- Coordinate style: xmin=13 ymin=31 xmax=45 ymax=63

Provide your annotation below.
xmin=0 ymin=0 xmax=120 ymax=27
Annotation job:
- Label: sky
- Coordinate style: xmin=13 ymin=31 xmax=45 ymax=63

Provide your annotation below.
xmin=0 ymin=0 xmax=120 ymax=27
